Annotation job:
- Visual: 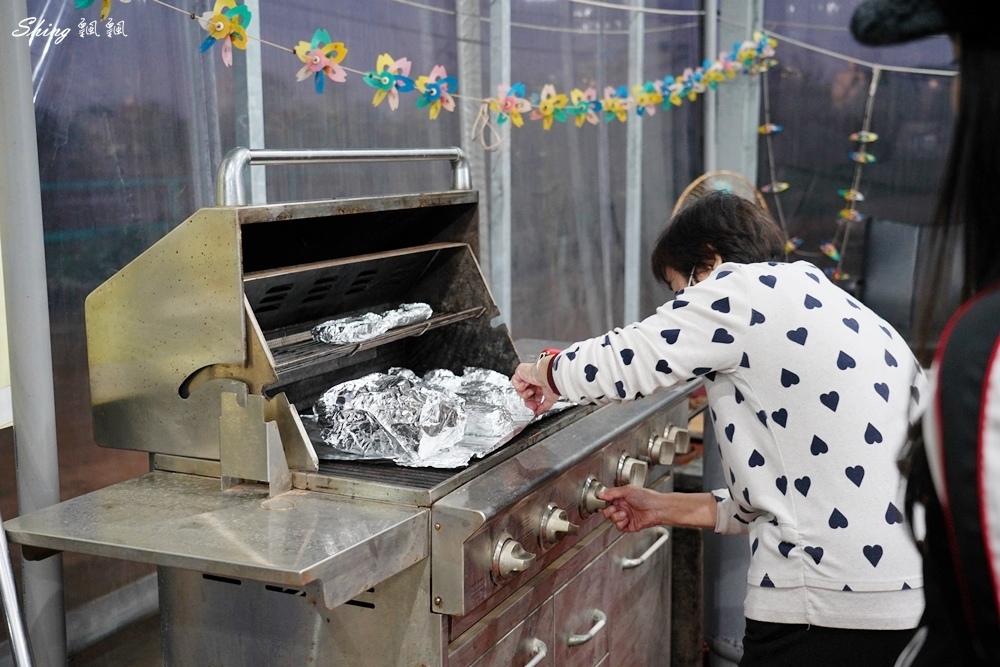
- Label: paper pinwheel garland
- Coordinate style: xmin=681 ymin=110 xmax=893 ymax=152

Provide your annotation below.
xmin=72 ymin=2 xmax=776 ymax=131
xmin=75 ymin=0 xmax=130 ymax=21
xmin=198 ymin=0 xmax=251 ymax=68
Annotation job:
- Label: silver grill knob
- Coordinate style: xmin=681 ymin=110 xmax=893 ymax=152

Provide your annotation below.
xmin=492 ymin=537 xmax=536 ymax=583
xmin=665 ymin=423 xmax=691 ymax=455
xmin=540 ymin=504 xmax=579 ymax=544
xmin=581 ymin=476 xmax=609 ymax=516
xmin=617 ymin=455 xmax=648 ymax=487
xmin=647 ymin=435 xmax=675 ymax=466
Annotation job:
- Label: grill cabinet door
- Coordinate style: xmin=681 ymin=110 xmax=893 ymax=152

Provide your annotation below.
xmin=554 ymin=549 xmax=610 ymax=666
xmin=607 ymin=527 xmax=673 ymax=665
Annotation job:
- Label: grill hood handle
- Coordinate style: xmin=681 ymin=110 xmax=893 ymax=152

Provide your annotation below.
xmin=216 ymin=147 xmax=473 ymax=206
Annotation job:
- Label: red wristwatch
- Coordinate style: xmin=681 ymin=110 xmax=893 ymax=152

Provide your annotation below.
xmin=536 ymin=348 xmax=562 ymax=395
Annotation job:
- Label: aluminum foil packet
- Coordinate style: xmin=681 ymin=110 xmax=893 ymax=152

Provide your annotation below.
xmin=314 ymin=371 xmax=466 ymax=465
xmin=312 ymin=366 xmax=535 ymax=468
xmin=311 ymin=303 xmax=433 ymax=345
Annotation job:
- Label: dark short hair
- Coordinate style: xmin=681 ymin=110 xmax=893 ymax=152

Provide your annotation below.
xmin=650 ymin=190 xmax=786 ymax=283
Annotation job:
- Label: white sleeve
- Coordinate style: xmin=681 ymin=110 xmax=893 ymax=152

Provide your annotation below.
xmin=552 ymin=266 xmax=751 ymax=405
xmin=711 ymin=486 xmax=764 ymax=535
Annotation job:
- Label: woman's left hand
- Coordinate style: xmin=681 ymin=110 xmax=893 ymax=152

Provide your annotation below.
xmin=512 ymin=361 xmax=560 ymax=415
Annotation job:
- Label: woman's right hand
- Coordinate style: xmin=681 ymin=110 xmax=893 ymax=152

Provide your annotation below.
xmin=599 ymin=485 xmax=669 ymax=533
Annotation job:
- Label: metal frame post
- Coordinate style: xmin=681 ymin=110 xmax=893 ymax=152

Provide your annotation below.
xmin=233 ymin=0 xmax=267 ymax=204
xmin=0 ymin=1 xmax=67 ymax=664
xmin=703 ymin=0 xmax=719 ymax=172
xmin=623 ymin=0 xmax=645 ymax=324
xmin=488 ymin=0 xmax=512 ymax=325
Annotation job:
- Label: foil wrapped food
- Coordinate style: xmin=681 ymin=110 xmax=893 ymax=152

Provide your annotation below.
xmin=311 ymin=303 xmax=433 ymax=345
xmin=312 ymin=366 xmax=536 ymax=468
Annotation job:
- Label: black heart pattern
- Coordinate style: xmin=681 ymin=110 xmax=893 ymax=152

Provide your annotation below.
xmin=880 ymin=325 xmax=892 ymax=338
xmin=843 ymin=317 xmax=860 ymax=333
xmin=776 ymin=476 xmax=788 ymax=495
xmin=585 ymin=364 xmax=599 ymax=382
xmin=615 ymin=381 xmax=626 ymax=398
xmin=620 ymin=349 xmax=635 ymax=365
xmin=807 ymin=272 xmax=821 ymax=283
xmin=712 ymin=297 xmax=731 ymax=313
xmin=794 ymin=476 xmax=811 ymax=496
xmin=874 ymin=383 xmax=890 ymax=402
xmin=845 ymin=466 xmax=865 ymax=487
xmin=661 ymin=329 xmax=680 ymax=344
xmin=750 ymin=309 xmax=766 ymax=325
xmin=787 ymin=328 xmax=808 ymax=345
xmin=743 ymin=488 xmax=752 ymax=505
xmin=761 ymin=574 xmax=775 ymax=587
xmin=804 ymin=546 xmax=824 ymax=564
xmin=725 ymin=423 xmax=735 ymax=442
xmin=885 ymin=503 xmax=903 ymax=525
xmin=735 ymin=388 xmax=744 ymax=403
xmin=672 ymin=300 xmax=689 ymax=309
xmin=757 ymin=411 xmax=767 ymax=426
xmin=847 ymin=299 xmax=861 ymax=310
xmin=655 ymin=360 xmax=672 ymax=374
xmin=601 ymin=335 xmax=611 ymax=347
xmin=865 ymin=423 xmax=883 ymax=444
xmin=781 ymin=369 xmax=800 ymax=387
xmin=910 ymin=385 xmax=920 ymax=403
xmin=864 ymin=545 xmax=883 ymax=567
xmin=717 ymin=270 xmax=733 ymax=279
xmin=693 ymin=367 xmax=712 ymax=376
xmin=820 ymin=391 xmax=839 ymax=411
xmin=778 ymin=541 xmax=795 ymax=557
xmin=885 ymin=350 xmax=898 ymax=367
xmin=748 ymin=450 xmax=765 ymax=467
xmin=752 ymin=538 xmax=759 ymax=555
xmin=804 ymin=295 xmax=822 ymax=309
xmin=713 ymin=328 xmax=735 ymax=344
xmin=837 ymin=351 xmax=856 ymax=370
xmin=829 ymin=508 xmax=849 ymax=529
xmin=772 ymin=408 xmax=788 ymax=428
xmin=810 ymin=435 xmax=829 ymax=456
xmin=740 ymin=352 xmax=751 ymax=368
xmin=760 ymin=275 xmax=777 ymax=288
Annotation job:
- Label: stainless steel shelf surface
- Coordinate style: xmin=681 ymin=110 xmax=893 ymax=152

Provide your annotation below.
xmin=3 ymin=471 xmax=427 ymax=610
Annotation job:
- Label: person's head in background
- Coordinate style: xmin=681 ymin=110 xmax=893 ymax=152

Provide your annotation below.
xmin=852 ymin=0 xmax=1000 ymax=361
xmin=650 ymin=190 xmax=786 ymax=293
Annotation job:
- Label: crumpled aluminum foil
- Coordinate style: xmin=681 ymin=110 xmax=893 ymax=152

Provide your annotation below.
xmin=312 ymin=366 xmax=535 ymax=468
xmin=314 ymin=371 xmax=466 ymax=465
xmin=311 ymin=303 xmax=433 ymax=345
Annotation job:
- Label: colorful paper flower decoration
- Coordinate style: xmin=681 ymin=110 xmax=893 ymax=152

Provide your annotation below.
xmin=632 ymin=82 xmax=663 ymax=116
xmin=197 ymin=0 xmax=251 ymax=68
xmin=825 ymin=267 xmax=849 ymax=281
xmin=415 ymin=65 xmax=458 ymax=120
xmin=293 ymin=29 xmax=347 ymax=95
xmin=529 ymin=85 xmax=569 ymax=130
xmin=838 ymin=188 xmax=865 ymax=202
xmin=760 ymin=182 xmax=790 ymax=194
xmin=849 ymin=131 xmax=879 ymax=143
xmin=849 ymin=151 xmax=877 ymax=164
xmin=838 ymin=208 xmax=866 ymax=223
xmin=820 ymin=242 xmax=841 ymax=262
xmin=490 ymin=83 xmax=532 ymax=127
xmin=601 ymin=87 xmax=630 ymax=123
xmin=75 ymin=0 xmax=130 ymax=20
xmin=566 ymin=88 xmax=601 ymax=127
xmin=363 ymin=54 xmax=415 ymax=110
xmin=758 ymin=123 xmax=783 ymax=135
xmin=662 ymin=76 xmax=685 ymax=108
xmin=785 ymin=236 xmax=804 ymax=254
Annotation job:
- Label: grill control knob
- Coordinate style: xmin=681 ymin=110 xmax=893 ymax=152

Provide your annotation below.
xmin=647 ymin=435 xmax=675 ymax=466
xmin=581 ymin=476 xmax=609 ymax=516
xmin=540 ymin=504 xmax=580 ymax=544
xmin=492 ymin=537 xmax=536 ymax=583
xmin=665 ymin=423 xmax=691 ymax=455
xmin=617 ymin=455 xmax=648 ymax=487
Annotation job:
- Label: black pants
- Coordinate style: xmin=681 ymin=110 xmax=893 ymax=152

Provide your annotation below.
xmin=740 ymin=618 xmax=916 ymax=667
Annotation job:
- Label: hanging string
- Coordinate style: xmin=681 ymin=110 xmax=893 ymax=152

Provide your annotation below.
xmin=760 ymin=67 xmax=790 ymax=242
xmin=566 ymin=0 xmax=704 ymax=17
xmin=471 ymin=100 xmax=504 ymax=152
xmin=833 ymin=66 xmax=882 ymax=274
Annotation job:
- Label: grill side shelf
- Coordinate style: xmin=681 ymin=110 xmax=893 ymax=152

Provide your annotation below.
xmin=267 ymin=307 xmax=486 ymax=381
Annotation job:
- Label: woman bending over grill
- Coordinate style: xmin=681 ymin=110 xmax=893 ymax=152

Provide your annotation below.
xmin=512 ymin=190 xmax=927 ymax=667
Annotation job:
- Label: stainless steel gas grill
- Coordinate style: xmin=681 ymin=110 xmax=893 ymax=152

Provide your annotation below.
xmin=4 ymin=148 xmax=698 ymax=667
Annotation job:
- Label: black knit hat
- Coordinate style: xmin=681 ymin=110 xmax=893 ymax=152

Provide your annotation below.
xmin=850 ymin=0 xmax=946 ymax=46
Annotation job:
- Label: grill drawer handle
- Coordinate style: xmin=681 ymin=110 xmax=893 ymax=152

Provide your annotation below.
xmin=523 ymin=638 xmax=548 ymax=667
xmin=567 ymin=609 xmax=607 ymax=647
xmin=620 ymin=527 xmax=670 ymax=570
